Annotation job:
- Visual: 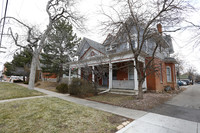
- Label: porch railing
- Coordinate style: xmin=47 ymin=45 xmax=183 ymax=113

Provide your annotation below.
xmin=112 ymin=80 xmax=135 ymax=89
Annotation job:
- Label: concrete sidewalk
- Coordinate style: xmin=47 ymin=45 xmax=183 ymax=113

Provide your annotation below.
xmin=0 ymin=95 xmax=48 ymax=103
xmin=117 ymin=113 xmax=199 ymax=133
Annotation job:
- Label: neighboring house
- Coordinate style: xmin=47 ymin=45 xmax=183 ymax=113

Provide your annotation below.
xmin=179 ymin=74 xmax=189 ymax=80
xmin=68 ymin=25 xmax=177 ymax=92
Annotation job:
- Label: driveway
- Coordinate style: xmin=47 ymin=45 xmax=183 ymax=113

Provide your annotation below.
xmin=149 ymin=84 xmax=200 ymax=122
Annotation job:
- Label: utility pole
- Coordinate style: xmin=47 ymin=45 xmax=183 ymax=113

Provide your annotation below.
xmin=0 ymin=0 xmax=9 ymax=47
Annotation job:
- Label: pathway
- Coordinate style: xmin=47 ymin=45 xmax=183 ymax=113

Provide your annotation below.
xmin=0 ymin=95 xmax=48 ymax=103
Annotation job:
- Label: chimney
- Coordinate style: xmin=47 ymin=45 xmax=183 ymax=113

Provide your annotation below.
xmin=157 ymin=23 xmax=162 ymax=34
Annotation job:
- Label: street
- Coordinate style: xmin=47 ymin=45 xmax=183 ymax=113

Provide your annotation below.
xmin=150 ymin=84 xmax=200 ymax=122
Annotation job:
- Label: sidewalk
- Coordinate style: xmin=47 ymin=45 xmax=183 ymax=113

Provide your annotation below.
xmin=117 ymin=113 xmax=199 ymax=133
xmin=0 ymin=95 xmax=48 ymax=103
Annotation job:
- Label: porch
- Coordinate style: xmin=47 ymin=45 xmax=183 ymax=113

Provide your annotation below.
xmin=68 ymin=59 xmax=147 ymax=91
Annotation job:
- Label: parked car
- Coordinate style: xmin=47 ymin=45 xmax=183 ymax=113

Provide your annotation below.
xmin=177 ymin=80 xmax=187 ymax=86
xmin=181 ymin=80 xmax=190 ymax=85
xmin=181 ymin=81 xmax=187 ymax=86
xmin=177 ymin=80 xmax=183 ymax=86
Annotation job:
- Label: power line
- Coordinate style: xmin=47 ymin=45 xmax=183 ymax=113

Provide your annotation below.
xmin=0 ymin=0 xmax=9 ymax=47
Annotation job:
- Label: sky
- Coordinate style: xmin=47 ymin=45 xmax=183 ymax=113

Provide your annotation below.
xmin=0 ymin=0 xmax=200 ymax=74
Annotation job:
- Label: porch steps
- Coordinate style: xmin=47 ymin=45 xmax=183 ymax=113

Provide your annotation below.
xmin=110 ymin=89 xmax=138 ymax=96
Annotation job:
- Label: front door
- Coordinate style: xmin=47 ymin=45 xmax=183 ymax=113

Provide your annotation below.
xmin=102 ymin=73 xmax=108 ymax=86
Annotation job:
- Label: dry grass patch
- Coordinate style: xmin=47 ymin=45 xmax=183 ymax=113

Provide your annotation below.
xmin=35 ymin=81 xmax=58 ymax=92
xmin=87 ymin=91 xmax=182 ymax=111
xmin=0 ymin=82 xmax=44 ymax=100
xmin=0 ymin=97 xmax=130 ymax=133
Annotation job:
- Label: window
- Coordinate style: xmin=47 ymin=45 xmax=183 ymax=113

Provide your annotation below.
xmin=106 ymin=46 xmax=110 ymax=51
xmin=128 ymin=66 xmax=134 ymax=80
xmin=173 ymin=65 xmax=176 ymax=82
xmin=113 ymin=70 xmax=117 ymax=80
xmin=127 ymin=40 xmax=136 ymax=49
xmin=106 ymin=44 xmax=116 ymax=51
xmin=166 ymin=66 xmax=172 ymax=82
xmin=127 ymin=34 xmax=137 ymax=49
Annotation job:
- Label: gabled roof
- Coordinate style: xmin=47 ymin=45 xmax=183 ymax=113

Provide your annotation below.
xmin=77 ymin=37 xmax=105 ymax=57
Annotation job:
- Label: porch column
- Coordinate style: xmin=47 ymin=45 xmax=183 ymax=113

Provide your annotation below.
xmin=109 ymin=62 xmax=113 ymax=89
xmin=69 ymin=68 xmax=71 ymax=84
xmin=92 ymin=66 xmax=95 ymax=82
xmin=78 ymin=67 xmax=81 ymax=78
xmin=134 ymin=61 xmax=138 ymax=90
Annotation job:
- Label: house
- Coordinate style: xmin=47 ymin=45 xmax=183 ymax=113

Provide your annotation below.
xmin=68 ymin=25 xmax=177 ymax=93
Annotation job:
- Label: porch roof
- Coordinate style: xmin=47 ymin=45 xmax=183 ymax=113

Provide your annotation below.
xmin=67 ymin=50 xmax=146 ymax=68
xmin=163 ymin=57 xmax=177 ymax=64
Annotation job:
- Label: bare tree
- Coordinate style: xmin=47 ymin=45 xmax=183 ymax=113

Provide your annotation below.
xmin=173 ymin=54 xmax=185 ymax=80
xmin=185 ymin=20 xmax=200 ymax=48
xmin=1 ymin=0 xmax=84 ymax=89
xmin=101 ymin=0 xmax=193 ymax=99
xmin=187 ymin=66 xmax=196 ymax=84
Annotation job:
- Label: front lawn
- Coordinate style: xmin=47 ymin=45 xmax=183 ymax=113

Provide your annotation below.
xmin=0 ymin=82 xmax=44 ymax=100
xmin=35 ymin=81 xmax=58 ymax=92
xmin=87 ymin=92 xmax=176 ymax=111
xmin=0 ymin=97 xmax=130 ymax=133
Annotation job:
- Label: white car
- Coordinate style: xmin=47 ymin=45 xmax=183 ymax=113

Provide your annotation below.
xmin=181 ymin=81 xmax=187 ymax=86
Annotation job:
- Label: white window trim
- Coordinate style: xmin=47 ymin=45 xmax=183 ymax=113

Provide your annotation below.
xmin=126 ymin=34 xmax=137 ymax=49
xmin=166 ymin=66 xmax=172 ymax=82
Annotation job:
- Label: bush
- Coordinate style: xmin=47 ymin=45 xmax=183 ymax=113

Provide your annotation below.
xmin=68 ymin=78 xmax=95 ymax=97
xmin=56 ymin=83 xmax=68 ymax=93
xmin=24 ymin=81 xmax=28 ymax=84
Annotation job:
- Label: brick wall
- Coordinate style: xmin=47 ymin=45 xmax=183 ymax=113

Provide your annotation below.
xmin=146 ymin=57 xmax=177 ymax=92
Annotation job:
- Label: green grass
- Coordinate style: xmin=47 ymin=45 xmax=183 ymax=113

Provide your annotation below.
xmin=0 ymin=97 xmax=125 ymax=133
xmin=0 ymin=82 xmax=44 ymax=100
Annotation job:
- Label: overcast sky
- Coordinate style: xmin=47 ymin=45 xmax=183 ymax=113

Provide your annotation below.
xmin=0 ymin=0 xmax=200 ymax=74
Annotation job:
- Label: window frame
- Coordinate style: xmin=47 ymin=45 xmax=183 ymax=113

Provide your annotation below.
xmin=166 ymin=66 xmax=172 ymax=82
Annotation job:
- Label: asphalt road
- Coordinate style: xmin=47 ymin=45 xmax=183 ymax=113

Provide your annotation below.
xmin=149 ymin=84 xmax=200 ymax=122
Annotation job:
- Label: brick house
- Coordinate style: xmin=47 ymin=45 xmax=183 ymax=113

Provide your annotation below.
xmin=68 ymin=27 xmax=177 ymax=93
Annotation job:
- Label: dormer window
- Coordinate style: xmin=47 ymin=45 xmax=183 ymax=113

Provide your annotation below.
xmin=106 ymin=47 xmax=111 ymax=51
xmin=106 ymin=44 xmax=117 ymax=51
xmin=127 ymin=34 xmax=137 ymax=49
xmin=111 ymin=44 xmax=116 ymax=49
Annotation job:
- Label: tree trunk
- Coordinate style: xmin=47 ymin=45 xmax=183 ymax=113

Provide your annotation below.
xmin=57 ymin=69 xmax=63 ymax=83
xmin=57 ymin=73 xmax=63 ymax=83
xmin=23 ymin=74 xmax=25 ymax=82
xmin=28 ymin=54 xmax=37 ymax=90
xmin=137 ymin=81 xmax=144 ymax=99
